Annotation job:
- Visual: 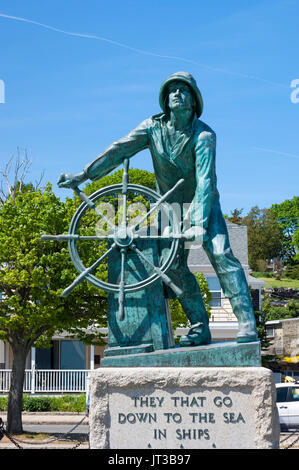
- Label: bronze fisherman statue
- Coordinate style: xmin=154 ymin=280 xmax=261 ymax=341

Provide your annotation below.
xmin=58 ymin=71 xmax=258 ymax=347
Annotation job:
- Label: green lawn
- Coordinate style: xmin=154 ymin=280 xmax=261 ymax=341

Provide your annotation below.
xmin=258 ymin=277 xmax=299 ymax=289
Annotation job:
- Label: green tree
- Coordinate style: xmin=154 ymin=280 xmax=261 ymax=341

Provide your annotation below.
xmin=0 ymin=166 xmax=156 ymax=433
xmin=226 ymin=208 xmax=243 ymax=225
xmin=242 ymin=206 xmax=284 ymax=271
xmin=262 ymin=296 xmax=299 ymax=321
xmin=0 ymin=183 xmax=107 ymax=433
xmin=254 ymin=309 xmax=272 ymax=353
xmin=85 ymin=168 xmax=156 ymax=195
xmin=294 ymin=232 xmax=299 ymax=262
xmin=284 ymin=261 xmax=299 ymax=280
xmin=0 ymin=163 xmax=211 ymax=433
xmin=270 ymin=197 xmax=299 ymax=263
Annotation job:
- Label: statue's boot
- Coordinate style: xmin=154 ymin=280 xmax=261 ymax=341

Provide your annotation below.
xmin=179 ymin=321 xmax=211 ymax=347
xmin=178 ymin=298 xmax=211 ymax=347
xmin=162 ymin=250 xmax=212 ymax=347
xmin=230 ymin=294 xmax=258 ymax=343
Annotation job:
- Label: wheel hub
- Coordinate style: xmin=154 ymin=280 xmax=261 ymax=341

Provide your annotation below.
xmin=114 ymin=227 xmax=134 ymax=248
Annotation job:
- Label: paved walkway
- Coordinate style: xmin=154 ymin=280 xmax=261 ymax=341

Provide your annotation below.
xmin=0 ymin=412 xmax=89 ymax=449
xmin=0 ymin=411 xmax=89 ymax=425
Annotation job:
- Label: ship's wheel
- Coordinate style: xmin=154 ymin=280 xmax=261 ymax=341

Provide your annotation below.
xmin=42 ymin=159 xmax=185 ymax=320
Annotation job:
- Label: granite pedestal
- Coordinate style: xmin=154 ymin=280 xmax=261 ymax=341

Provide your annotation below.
xmin=89 ymin=361 xmax=280 ymax=449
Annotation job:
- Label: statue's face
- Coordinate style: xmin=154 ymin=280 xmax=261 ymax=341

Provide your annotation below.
xmin=167 ymin=81 xmax=194 ymax=113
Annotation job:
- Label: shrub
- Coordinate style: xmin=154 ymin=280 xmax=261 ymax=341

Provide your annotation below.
xmin=23 ymin=395 xmax=51 ymax=412
xmin=256 ymin=259 xmax=268 ymax=273
xmin=0 ymin=395 xmax=8 ymax=411
xmin=0 ymin=393 xmax=86 ymax=412
xmin=285 ymin=264 xmax=299 ymax=280
xmin=49 ymin=394 xmax=86 ymax=412
xmin=262 ymin=296 xmax=299 ymax=321
xmin=251 ymin=271 xmax=274 ymax=278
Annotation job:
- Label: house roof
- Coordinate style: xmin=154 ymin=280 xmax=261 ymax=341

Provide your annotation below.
xmin=247 ymin=274 xmax=266 ymax=286
xmin=266 ymin=317 xmax=299 ymax=325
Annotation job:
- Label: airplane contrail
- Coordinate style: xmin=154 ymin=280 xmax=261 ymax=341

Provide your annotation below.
xmin=0 ymin=12 xmax=288 ymax=89
xmin=253 ymin=147 xmax=299 ymax=160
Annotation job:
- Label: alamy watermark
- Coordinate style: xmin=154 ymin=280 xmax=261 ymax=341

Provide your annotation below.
xmin=0 ymin=79 xmax=5 ymax=103
xmin=93 ymin=198 xmax=204 ymax=250
xmin=290 ymin=79 xmax=299 ymax=104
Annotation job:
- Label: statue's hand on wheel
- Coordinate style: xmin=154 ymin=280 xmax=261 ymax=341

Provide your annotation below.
xmin=57 ymin=171 xmax=87 ymax=189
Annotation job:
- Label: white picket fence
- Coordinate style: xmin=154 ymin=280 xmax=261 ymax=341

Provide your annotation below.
xmin=0 ymin=369 xmax=90 ymax=394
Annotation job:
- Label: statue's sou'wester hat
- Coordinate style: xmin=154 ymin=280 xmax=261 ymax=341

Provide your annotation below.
xmin=159 ymin=71 xmax=203 ymax=117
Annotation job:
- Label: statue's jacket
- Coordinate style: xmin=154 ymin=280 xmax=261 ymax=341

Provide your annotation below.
xmin=84 ymin=113 xmax=222 ymax=233
xmin=84 ymin=113 xmax=253 ymax=302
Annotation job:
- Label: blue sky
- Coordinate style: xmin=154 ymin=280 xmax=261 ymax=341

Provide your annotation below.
xmin=0 ymin=0 xmax=298 ymax=215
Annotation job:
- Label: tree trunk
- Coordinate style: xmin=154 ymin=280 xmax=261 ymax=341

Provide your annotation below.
xmin=7 ymin=343 xmax=29 ymax=434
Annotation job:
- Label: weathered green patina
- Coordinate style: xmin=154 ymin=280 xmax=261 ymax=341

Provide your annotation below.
xmin=100 ymin=340 xmax=261 ymax=368
xmin=44 ymin=71 xmax=259 ymax=365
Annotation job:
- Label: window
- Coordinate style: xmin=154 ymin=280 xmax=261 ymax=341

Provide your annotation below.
xmin=36 ymin=341 xmax=59 ymax=369
xmin=60 ymin=340 xmax=85 ymax=370
xmin=266 ymin=326 xmax=275 ymax=338
xmin=205 ymin=276 xmax=222 ymax=308
xmin=276 ymin=387 xmax=289 ymax=403
xmin=290 ymin=387 xmax=299 ymax=402
xmin=94 ymin=355 xmax=101 ymax=365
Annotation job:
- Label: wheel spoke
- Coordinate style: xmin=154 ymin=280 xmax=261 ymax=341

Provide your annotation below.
xmin=74 ymin=187 xmax=117 ymax=232
xmin=41 ymin=234 xmax=114 ymax=241
xmin=118 ymin=248 xmax=127 ymax=321
xmin=61 ymin=243 xmax=116 ymax=297
xmin=120 ymin=159 xmax=130 ymax=237
xmin=133 ymin=233 xmax=184 ymax=240
xmin=132 ymin=178 xmax=184 ymax=232
xmin=41 ymin=233 xmax=185 ymax=242
xmin=130 ymin=243 xmax=183 ymax=298
xmin=122 ymin=159 xmax=129 ymax=196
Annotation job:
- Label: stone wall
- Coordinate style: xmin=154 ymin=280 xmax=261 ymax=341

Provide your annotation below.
xmin=281 ymin=320 xmax=299 ymax=358
xmin=266 ymin=318 xmax=299 ymax=358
